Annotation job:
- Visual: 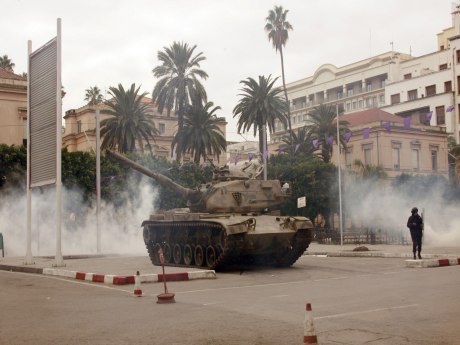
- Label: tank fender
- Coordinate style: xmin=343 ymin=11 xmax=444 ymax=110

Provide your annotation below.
xmin=224 ymin=218 xmax=255 ymax=235
xmin=276 ymin=216 xmax=313 ymax=231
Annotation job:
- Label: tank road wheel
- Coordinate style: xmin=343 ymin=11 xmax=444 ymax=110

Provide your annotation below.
xmin=163 ymin=243 xmax=172 ymax=263
xmin=173 ymin=244 xmax=182 ymax=264
xmin=206 ymin=246 xmax=217 ymax=267
xmin=183 ymin=244 xmax=193 ymax=266
xmin=194 ymin=245 xmax=204 ymax=267
xmin=153 ymin=243 xmax=162 ymax=263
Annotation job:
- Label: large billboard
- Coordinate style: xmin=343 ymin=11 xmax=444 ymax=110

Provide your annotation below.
xmin=29 ymin=37 xmax=58 ymax=187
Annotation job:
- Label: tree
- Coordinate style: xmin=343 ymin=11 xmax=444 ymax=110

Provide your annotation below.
xmin=265 ymin=5 xmax=293 ymax=142
xmin=0 ymin=55 xmax=15 ymax=72
xmin=281 ymin=126 xmax=315 ymax=157
xmin=152 ymin=41 xmax=208 ymax=151
xmin=351 ymin=159 xmax=387 ymax=180
xmin=172 ymin=101 xmax=226 ymax=164
xmin=84 ymin=85 xmax=103 ymax=106
xmin=306 ymin=104 xmax=349 ymax=163
xmin=100 ymin=83 xmax=159 ymax=155
xmin=233 ymin=75 xmax=288 ymax=155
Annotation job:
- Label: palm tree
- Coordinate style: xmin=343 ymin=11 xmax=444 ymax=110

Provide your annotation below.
xmin=172 ymin=101 xmax=226 ymax=164
xmin=0 ymin=55 xmax=15 ymax=72
xmin=306 ymin=104 xmax=349 ymax=163
xmin=84 ymin=86 xmax=103 ymax=106
xmin=233 ymin=75 xmax=288 ymax=155
xmin=100 ymin=83 xmax=159 ymax=155
xmin=152 ymin=41 xmax=208 ymax=135
xmin=265 ymin=6 xmax=293 ymax=142
xmin=352 ymin=159 xmax=387 ymax=180
xmin=281 ymin=126 xmax=315 ymax=157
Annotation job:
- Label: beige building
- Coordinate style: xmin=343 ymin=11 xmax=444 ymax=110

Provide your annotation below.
xmin=63 ymin=97 xmax=227 ymax=165
xmin=335 ymin=109 xmax=448 ymax=180
xmin=0 ymin=68 xmax=27 ymax=146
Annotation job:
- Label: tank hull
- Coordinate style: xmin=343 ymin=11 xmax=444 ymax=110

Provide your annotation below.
xmin=142 ymin=213 xmax=313 ymax=271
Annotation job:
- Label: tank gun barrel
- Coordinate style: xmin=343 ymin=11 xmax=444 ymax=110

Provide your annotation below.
xmin=106 ymin=150 xmax=202 ymax=203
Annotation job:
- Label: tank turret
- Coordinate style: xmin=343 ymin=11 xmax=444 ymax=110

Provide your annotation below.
xmin=106 ymin=150 xmax=313 ymax=271
xmin=107 ymin=150 xmax=290 ymax=213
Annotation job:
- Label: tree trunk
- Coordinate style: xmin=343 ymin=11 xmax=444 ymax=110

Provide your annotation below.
xmin=279 ymin=47 xmax=293 ymax=144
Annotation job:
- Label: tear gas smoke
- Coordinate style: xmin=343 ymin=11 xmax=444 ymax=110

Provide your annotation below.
xmin=342 ymin=176 xmax=460 ymax=246
xmin=0 ymin=176 xmax=157 ymax=257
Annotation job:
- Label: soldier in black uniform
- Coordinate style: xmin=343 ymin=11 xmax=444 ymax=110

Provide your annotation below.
xmin=407 ymin=207 xmax=423 ymax=259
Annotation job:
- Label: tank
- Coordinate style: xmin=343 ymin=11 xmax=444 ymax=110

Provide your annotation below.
xmin=107 ymin=150 xmax=314 ymax=270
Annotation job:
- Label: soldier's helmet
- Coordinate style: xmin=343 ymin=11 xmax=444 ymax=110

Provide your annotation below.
xmin=411 ymin=207 xmax=418 ymax=214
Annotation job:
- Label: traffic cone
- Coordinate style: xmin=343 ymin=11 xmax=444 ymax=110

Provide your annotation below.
xmin=303 ymin=303 xmax=318 ymax=344
xmin=133 ymin=271 xmax=142 ymax=297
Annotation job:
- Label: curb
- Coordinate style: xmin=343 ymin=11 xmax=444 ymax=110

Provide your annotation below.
xmin=405 ymin=258 xmax=460 ymax=268
xmin=42 ymin=268 xmax=216 ymax=285
xmin=306 ymin=252 xmax=459 ymax=259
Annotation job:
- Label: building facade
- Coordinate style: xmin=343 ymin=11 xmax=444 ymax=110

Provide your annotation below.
xmin=62 ymin=97 xmax=227 ymax=165
xmin=275 ymin=6 xmax=460 ymax=146
xmin=0 ymin=68 xmax=27 ymax=146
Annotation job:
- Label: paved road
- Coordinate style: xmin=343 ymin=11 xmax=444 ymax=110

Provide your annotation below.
xmin=1 ymin=255 xmax=459 ymax=345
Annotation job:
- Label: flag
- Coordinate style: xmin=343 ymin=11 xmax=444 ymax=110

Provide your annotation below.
xmin=294 ymin=143 xmax=301 ymax=153
xmin=363 ymin=128 xmax=370 ymax=139
xmin=248 ymin=152 xmax=254 ymax=161
xmin=383 ymin=122 xmax=391 ymax=132
xmin=344 ymin=131 xmax=352 ymax=143
xmin=425 ymin=111 xmax=433 ymax=122
xmin=312 ymin=139 xmax=320 ymax=149
xmin=263 ymin=149 xmax=268 ymax=159
xmin=446 ymin=104 xmax=455 ymax=112
xmin=327 ymin=135 xmax=334 ymax=146
xmin=404 ymin=117 xmax=411 ymax=129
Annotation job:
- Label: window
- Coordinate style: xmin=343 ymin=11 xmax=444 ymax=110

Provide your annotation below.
xmin=380 ymin=79 xmax=385 ymax=88
xmin=362 ymin=143 xmax=372 ymax=165
xmin=431 ymin=148 xmax=438 ymax=171
xmin=458 ymin=76 xmax=460 ymax=94
xmin=337 ymin=90 xmax=343 ymax=99
xmin=352 ymin=101 xmax=356 ymax=110
xmin=392 ymin=142 xmax=401 ymax=169
xmin=411 ymin=144 xmax=420 ymax=170
xmin=345 ymin=147 xmax=353 ymax=169
xmin=439 ymin=63 xmax=448 ymax=70
xmin=159 ymin=123 xmax=165 ymax=134
xmin=456 ymin=49 xmax=460 ymax=63
xmin=346 ymin=103 xmax=351 ymax=111
xmin=445 ymin=81 xmax=452 ymax=93
xmin=391 ymin=94 xmax=400 ymax=104
xmin=366 ymin=82 xmax=372 ymax=92
xmin=436 ymin=106 xmax=445 ymax=125
xmin=408 ymin=89 xmax=418 ymax=100
xmin=77 ymin=120 xmax=82 ymax=134
xmin=366 ymin=98 xmax=372 ymax=107
xmin=347 ymin=88 xmax=353 ymax=97
xmin=425 ymin=85 xmax=436 ymax=97
xmin=358 ymin=100 xmax=363 ymax=108
xmin=404 ymin=73 xmax=412 ymax=80
xmin=379 ymin=94 xmax=385 ymax=105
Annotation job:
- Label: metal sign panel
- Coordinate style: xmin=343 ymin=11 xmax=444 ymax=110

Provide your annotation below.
xmin=29 ymin=38 xmax=57 ymax=187
xmin=297 ymin=196 xmax=306 ymax=208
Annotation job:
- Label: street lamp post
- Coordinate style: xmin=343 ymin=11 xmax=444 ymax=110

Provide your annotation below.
xmin=336 ymin=104 xmax=343 ymax=246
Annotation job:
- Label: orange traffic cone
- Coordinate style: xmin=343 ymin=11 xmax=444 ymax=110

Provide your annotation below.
xmin=303 ymin=303 xmax=318 ymax=344
xmin=133 ymin=271 xmax=142 ymax=297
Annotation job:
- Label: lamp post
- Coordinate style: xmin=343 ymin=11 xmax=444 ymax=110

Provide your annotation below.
xmin=336 ymin=103 xmax=343 ymax=246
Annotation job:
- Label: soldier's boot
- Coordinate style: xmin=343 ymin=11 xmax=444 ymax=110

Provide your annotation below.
xmin=413 ymin=253 xmax=416 ymax=260
xmin=418 ymin=252 xmax=422 ymax=260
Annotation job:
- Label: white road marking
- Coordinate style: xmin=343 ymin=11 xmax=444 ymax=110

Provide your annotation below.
xmin=316 ymin=304 xmax=419 ymax=320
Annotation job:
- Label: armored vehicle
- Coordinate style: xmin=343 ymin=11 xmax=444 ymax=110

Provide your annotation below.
xmin=107 ymin=150 xmax=313 ymax=270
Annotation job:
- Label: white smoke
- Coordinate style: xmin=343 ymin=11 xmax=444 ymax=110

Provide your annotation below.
xmin=0 ymin=176 xmax=157 ymax=257
xmin=342 ymin=176 xmax=460 ymax=246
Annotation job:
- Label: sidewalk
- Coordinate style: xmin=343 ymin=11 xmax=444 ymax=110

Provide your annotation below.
xmin=306 ymin=243 xmax=460 ymax=258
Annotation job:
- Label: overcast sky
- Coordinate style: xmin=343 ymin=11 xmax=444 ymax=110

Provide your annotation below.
xmin=1 ymin=0 xmax=456 ymax=141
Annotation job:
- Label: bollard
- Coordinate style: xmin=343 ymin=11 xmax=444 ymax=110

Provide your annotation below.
xmin=156 ymin=246 xmax=175 ymax=304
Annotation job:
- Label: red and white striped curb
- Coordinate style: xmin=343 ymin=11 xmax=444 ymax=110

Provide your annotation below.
xmin=406 ymin=258 xmax=460 ymax=268
xmin=42 ymin=268 xmax=216 ymax=285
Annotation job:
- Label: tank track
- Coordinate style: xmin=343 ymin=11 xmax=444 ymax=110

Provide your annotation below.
xmin=144 ymin=221 xmax=312 ymax=271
